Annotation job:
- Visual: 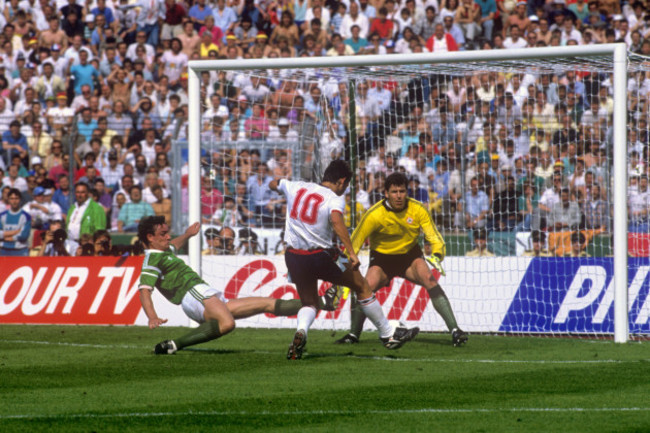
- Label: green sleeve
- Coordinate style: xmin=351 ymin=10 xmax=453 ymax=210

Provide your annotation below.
xmin=93 ymin=201 xmax=107 ymax=230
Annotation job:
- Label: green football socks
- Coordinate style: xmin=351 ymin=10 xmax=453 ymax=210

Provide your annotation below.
xmin=427 ymin=285 xmax=458 ymax=332
xmin=274 ymin=299 xmax=303 ymax=316
xmin=174 ymin=319 xmax=221 ymax=350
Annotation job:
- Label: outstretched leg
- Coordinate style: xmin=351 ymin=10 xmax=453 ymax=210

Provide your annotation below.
xmin=172 ymin=296 xmax=235 ymax=351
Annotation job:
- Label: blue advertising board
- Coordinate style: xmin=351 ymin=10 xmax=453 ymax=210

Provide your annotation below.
xmin=500 ymin=258 xmax=650 ymax=334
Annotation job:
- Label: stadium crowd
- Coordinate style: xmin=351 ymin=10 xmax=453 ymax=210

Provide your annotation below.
xmin=0 ymin=0 xmax=649 ymax=257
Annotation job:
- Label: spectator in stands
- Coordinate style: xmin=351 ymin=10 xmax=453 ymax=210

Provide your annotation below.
xmin=38 ymin=219 xmax=76 ymax=256
xmin=629 ymin=174 xmax=650 ymax=232
xmin=2 ymin=120 xmax=28 ymax=167
xmin=142 ymin=172 xmax=165 ymax=203
xmin=456 ymin=0 xmax=481 ymax=48
xmin=442 ymin=15 xmax=466 ymax=50
xmin=503 ymin=24 xmax=528 ymax=49
xmin=408 ymin=175 xmax=429 ymax=204
xmin=93 ymin=229 xmax=113 ymax=256
xmin=491 ymin=175 xmax=519 ymax=231
xmin=67 ymin=182 xmax=107 ymax=242
xmin=237 ymin=227 xmax=262 ymax=255
xmin=22 ymin=185 xmax=62 ymax=230
xmin=475 ymin=0 xmax=496 ymax=42
xmin=0 ymin=188 xmax=31 ymax=256
xmin=464 ymin=176 xmax=490 ymax=229
xmin=582 ymin=183 xmax=609 ymax=231
xmin=210 ymin=195 xmax=241 ymax=228
xmin=70 ymin=49 xmax=100 ymax=95
xmin=0 ymin=185 xmax=8 ymax=213
xmin=426 ymin=23 xmax=459 ymax=52
xmin=148 ymin=184 xmax=171 ymax=225
xmin=340 ymin=1 xmax=370 ymax=39
xmin=565 ymin=231 xmax=588 ymax=257
xmin=516 ymin=180 xmax=539 ymax=231
xmin=202 ymin=227 xmax=220 ymax=255
xmin=51 ymin=173 xmax=71 ymax=215
xmin=94 ymin=177 xmax=113 ymax=214
xmin=539 ymin=172 xmax=563 ymax=230
xmin=244 ymin=102 xmax=270 ymax=140
xmin=200 ymin=175 xmax=223 ymax=224
xmin=549 ymin=187 xmax=581 ymax=232
xmin=523 ymin=230 xmax=552 ymax=257
xmin=118 ymin=185 xmax=154 ymax=232
xmin=465 ymin=228 xmax=494 ymax=257
xmin=2 ymin=164 xmax=28 ymax=192
xmin=217 ymin=226 xmax=236 ymax=255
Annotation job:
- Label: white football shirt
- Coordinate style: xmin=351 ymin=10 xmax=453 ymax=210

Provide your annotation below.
xmin=278 ymin=179 xmax=345 ymax=250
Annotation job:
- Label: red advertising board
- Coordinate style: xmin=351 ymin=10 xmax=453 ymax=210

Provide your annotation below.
xmin=0 ymin=257 xmax=144 ymax=325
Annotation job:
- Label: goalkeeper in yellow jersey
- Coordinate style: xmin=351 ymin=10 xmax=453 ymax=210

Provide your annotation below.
xmin=336 ymin=172 xmax=468 ymax=347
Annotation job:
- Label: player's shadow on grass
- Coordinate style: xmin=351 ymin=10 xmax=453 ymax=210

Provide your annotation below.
xmin=298 ymin=351 xmax=405 ymax=361
xmin=411 ymin=334 xmax=458 ymax=347
xmin=184 ymin=347 xmax=255 ymax=355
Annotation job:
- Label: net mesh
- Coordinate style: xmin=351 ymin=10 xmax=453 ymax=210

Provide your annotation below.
xmin=194 ymin=52 xmax=650 ymax=337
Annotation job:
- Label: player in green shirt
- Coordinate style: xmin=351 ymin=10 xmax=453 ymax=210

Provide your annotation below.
xmin=137 ymin=216 xmax=339 ymax=354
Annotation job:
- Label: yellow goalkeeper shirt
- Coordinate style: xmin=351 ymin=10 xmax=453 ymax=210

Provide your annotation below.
xmin=351 ymin=198 xmax=446 ymax=259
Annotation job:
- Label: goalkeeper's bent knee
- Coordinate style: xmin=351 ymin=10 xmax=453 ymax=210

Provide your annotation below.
xmin=427 ymin=284 xmax=446 ymax=299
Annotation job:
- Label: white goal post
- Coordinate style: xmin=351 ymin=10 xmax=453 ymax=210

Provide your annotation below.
xmin=187 ymin=44 xmax=630 ymax=342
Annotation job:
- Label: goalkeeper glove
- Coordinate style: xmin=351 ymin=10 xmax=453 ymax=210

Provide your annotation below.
xmin=425 ymin=254 xmax=445 ymax=277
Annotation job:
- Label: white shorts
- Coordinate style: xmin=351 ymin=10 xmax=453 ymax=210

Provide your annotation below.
xmin=181 ymin=283 xmax=227 ymax=324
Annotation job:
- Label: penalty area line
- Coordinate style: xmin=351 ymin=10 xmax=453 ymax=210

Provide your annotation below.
xmin=2 ymin=407 xmax=650 ymax=420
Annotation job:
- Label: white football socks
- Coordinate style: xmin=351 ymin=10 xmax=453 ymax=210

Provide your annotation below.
xmin=359 ymin=296 xmax=393 ymax=339
xmin=296 ymin=306 xmax=317 ymax=336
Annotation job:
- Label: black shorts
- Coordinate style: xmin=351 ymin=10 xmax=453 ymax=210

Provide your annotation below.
xmin=369 ymin=245 xmax=424 ymax=281
xmin=285 ymin=247 xmax=344 ymax=302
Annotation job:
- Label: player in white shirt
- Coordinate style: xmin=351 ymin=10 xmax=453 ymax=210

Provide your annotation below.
xmin=270 ymin=160 xmax=419 ymax=360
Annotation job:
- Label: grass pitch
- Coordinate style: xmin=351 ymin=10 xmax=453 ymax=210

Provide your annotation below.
xmin=0 ymin=325 xmax=649 ymax=433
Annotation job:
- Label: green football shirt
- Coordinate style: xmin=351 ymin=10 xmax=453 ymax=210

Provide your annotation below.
xmin=138 ymin=246 xmax=206 ymax=305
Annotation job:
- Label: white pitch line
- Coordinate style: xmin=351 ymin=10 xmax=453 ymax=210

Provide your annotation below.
xmin=0 ymin=339 xmax=143 ymax=350
xmin=2 ymin=407 xmax=650 ymax=420
xmin=1 ymin=339 xmax=647 ymax=364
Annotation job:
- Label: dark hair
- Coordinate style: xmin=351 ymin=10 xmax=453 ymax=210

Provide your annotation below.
xmin=571 ymin=231 xmax=585 ymax=244
xmin=138 ymin=215 xmax=166 ymax=246
xmin=531 ymin=229 xmax=546 ymax=243
xmin=93 ymin=229 xmax=111 ymax=243
xmin=80 ymin=243 xmax=95 ymax=256
xmin=384 ymin=172 xmax=409 ymax=191
xmin=474 ymin=228 xmax=488 ymax=240
xmin=322 ymin=159 xmax=352 ymax=184
xmin=7 ymin=187 xmax=22 ymax=199
xmin=76 ymin=180 xmax=91 ymax=190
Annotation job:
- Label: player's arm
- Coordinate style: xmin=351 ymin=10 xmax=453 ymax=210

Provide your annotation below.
xmin=419 ymin=205 xmax=447 ymax=260
xmin=269 ymin=177 xmax=287 ymax=192
xmin=139 ymin=286 xmax=167 ymax=329
xmin=170 ymin=222 xmax=201 ymax=250
xmin=331 ymin=210 xmax=360 ymax=270
xmin=350 ymin=207 xmax=378 ymax=254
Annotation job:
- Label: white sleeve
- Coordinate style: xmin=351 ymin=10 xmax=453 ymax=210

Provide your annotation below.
xmin=330 ymin=194 xmax=345 ymax=215
xmin=278 ymin=179 xmax=289 ymax=196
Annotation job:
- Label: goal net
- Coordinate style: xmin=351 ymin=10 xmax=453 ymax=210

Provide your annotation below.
xmin=188 ymin=45 xmax=648 ymax=341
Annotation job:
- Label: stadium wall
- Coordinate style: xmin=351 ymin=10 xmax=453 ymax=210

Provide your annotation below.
xmin=1 ymin=256 xmax=648 ymax=334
